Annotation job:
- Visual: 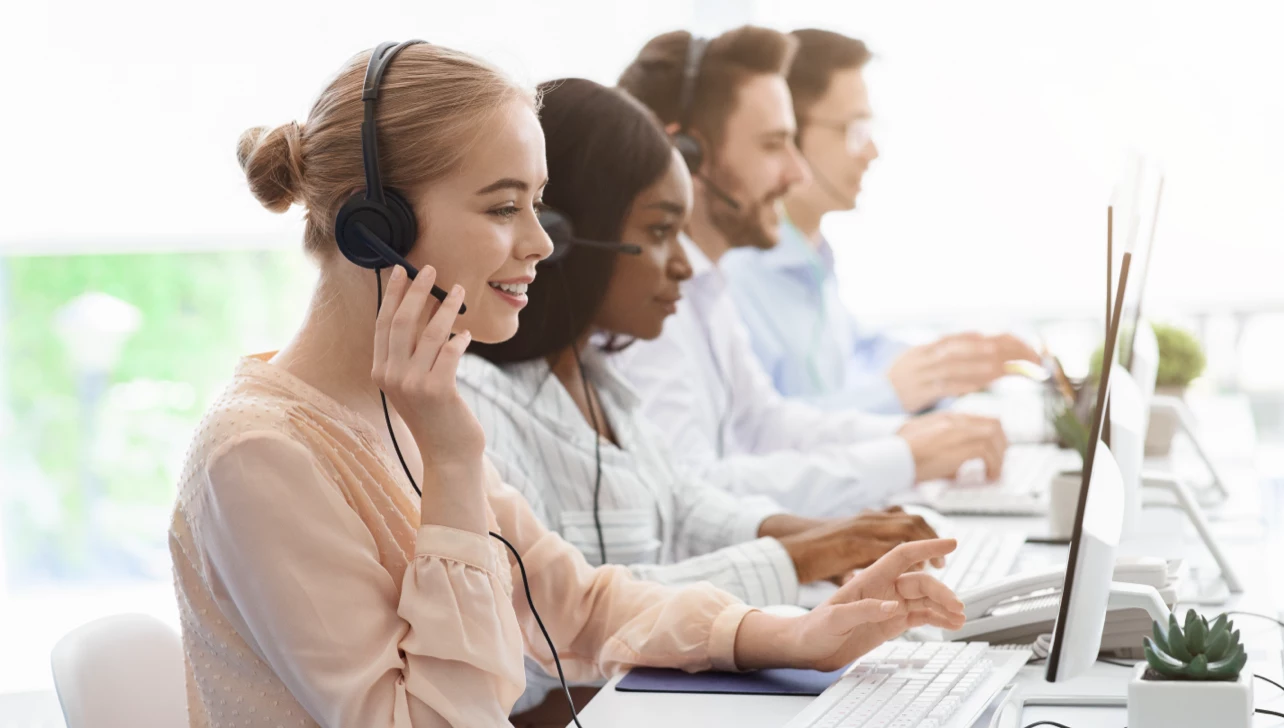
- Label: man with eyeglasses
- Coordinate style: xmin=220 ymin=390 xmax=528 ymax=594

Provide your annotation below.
xmin=721 ymin=29 xmax=1040 ymax=415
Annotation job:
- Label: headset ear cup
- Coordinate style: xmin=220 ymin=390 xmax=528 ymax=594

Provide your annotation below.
xmin=381 ymin=189 xmax=419 ymax=258
xmin=335 ymin=196 xmax=397 ymax=269
xmin=334 ymin=190 xmax=419 ymax=270
xmin=538 ymin=208 xmax=575 ymax=265
xmin=674 ymin=133 xmax=703 ymax=175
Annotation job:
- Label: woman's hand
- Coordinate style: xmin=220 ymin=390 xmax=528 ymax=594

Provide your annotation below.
xmin=735 ymin=540 xmax=966 ymax=672
xmin=776 ymin=507 xmax=941 ymax=584
xmin=372 ymin=266 xmax=487 ymax=527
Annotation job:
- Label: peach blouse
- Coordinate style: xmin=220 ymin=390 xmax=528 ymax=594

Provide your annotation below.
xmin=168 ymin=355 xmax=753 ymax=727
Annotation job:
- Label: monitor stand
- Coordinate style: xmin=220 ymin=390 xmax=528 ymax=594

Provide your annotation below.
xmin=1142 ymin=472 xmax=1243 ymax=604
xmin=1149 ymin=395 xmax=1232 ymax=502
xmin=993 ymin=583 xmax=1169 ymax=719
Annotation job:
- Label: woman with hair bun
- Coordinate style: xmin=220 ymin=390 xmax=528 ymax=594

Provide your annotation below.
xmin=170 ymin=43 xmax=964 ymax=727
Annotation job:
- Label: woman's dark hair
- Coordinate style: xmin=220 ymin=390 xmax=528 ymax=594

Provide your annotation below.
xmin=469 ymin=78 xmax=675 ymax=365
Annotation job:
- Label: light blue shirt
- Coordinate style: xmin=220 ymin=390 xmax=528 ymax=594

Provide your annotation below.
xmin=720 ymin=217 xmax=909 ymax=414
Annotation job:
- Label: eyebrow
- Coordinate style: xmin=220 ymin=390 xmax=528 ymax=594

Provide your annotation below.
xmin=475 ymin=177 xmax=548 ymax=196
xmin=758 ymin=129 xmax=794 ymax=142
xmin=645 ymin=200 xmax=686 ymax=215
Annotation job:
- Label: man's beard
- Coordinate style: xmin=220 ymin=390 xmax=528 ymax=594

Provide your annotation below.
xmin=703 ymin=164 xmax=782 ymax=251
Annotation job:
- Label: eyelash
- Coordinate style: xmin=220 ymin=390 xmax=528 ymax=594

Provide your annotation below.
xmin=649 ymin=224 xmax=673 ymax=242
xmin=489 ymin=200 xmax=546 ymax=220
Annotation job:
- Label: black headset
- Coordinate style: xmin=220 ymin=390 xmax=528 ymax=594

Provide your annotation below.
xmin=333 ymin=41 xmax=465 ymax=311
xmin=539 ymin=207 xmax=642 ymax=265
xmin=673 ymin=36 xmax=741 ymax=211
xmin=345 ymin=41 xmax=584 ymax=727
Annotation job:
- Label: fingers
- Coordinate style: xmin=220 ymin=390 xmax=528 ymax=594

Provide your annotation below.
xmin=373 ymin=265 xmax=414 ymax=378
xmin=973 ymin=417 xmax=1008 ymax=479
xmin=864 ymin=538 xmax=958 ymax=582
xmin=903 ymin=607 xmax=967 ymax=631
xmin=430 ymin=329 xmax=473 ymax=378
xmin=894 ymin=572 xmax=965 ymax=615
xmin=991 ymin=333 xmax=1042 ymax=363
xmin=388 ymin=265 xmax=440 ymax=365
xmin=856 ymin=510 xmax=938 ymax=542
xmin=414 ymin=284 xmax=465 ymax=369
xmin=825 ymin=598 xmax=903 ymax=632
xmin=947 ymin=415 xmax=1006 ymax=479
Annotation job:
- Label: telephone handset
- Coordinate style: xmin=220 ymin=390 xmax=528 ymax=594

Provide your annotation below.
xmin=947 ymin=556 xmax=1175 ymax=652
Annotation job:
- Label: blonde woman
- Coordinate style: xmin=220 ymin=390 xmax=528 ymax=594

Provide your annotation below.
xmin=169 ymin=41 xmax=965 ymax=728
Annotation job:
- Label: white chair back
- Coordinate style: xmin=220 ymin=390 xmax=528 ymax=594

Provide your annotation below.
xmin=50 ymin=613 xmax=187 ymax=728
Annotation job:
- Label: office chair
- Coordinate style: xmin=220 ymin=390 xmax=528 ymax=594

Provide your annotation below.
xmin=50 ymin=613 xmax=187 ymax=728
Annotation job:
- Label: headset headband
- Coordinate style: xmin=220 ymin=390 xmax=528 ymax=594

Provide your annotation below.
xmin=678 ymin=36 xmax=708 ymax=135
xmin=360 ymin=40 xmax=426 ymax=205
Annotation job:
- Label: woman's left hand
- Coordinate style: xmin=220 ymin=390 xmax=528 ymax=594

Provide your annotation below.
xmin=735 ymin=539 xmax=966 ymax=672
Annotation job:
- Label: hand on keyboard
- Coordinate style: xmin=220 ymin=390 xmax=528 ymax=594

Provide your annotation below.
xmin=747 ymin=539 xmax=966 ymax=673
xmin=777 ymin=508 xmax=942 ymax=584
xmin=898 ymin=412 xmax=1008 ymax=483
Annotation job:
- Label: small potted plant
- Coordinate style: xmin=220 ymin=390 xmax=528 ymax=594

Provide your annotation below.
xmin=1044 ymin=371 xmax=1089 ymax=538
xmin=1128 ymin=610 xmax=1252 ymax=728
xmin=1089 ymin=322 xmax=1207 ymax=454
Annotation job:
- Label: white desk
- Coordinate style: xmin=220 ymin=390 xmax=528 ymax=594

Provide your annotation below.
xmin=573 ymin=450 xmax=1284 ymax=727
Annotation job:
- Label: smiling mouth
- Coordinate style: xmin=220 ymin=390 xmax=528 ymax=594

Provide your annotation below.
xmin=488 ymin=281 xmax=529 ymax=296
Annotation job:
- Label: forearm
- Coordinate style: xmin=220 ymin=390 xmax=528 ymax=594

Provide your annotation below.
xmin=733 ymin=611 xmax=804 ymax=670
xmin=418 ymin=458 xmax=489 ymax=535
xmin=757 ymin=513 xmax=823 ymax=540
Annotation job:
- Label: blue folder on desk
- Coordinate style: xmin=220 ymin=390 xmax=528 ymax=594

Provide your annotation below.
xmin=616 ymin=665 xmax=849 ymax=696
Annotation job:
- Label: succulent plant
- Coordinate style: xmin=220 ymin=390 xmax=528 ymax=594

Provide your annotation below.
xmin=1143 ymin=610 xmax=1247 ymax=681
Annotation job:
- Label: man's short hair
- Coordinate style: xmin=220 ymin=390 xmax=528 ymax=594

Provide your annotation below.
xmin=618 ymin=26 xmax=798 ymax=154
xmin=787 ymin=29 xmax=872 ymax=122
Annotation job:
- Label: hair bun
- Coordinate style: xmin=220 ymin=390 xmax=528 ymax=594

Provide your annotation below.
xmin=237 ymin=122 xmax=305 ymax=213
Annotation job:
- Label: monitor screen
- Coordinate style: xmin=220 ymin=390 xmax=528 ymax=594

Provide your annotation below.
xmin=1114 ymin=158 xmax=1164 ymax=371
xmin=1045 ymin=248 xmax=1133 ymax=681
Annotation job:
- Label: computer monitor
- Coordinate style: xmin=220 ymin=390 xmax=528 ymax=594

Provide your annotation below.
xmin=1045 ymin=249 xmax=1133 ymax=682
xmin=1116 ymin=159 xmax=1165 ymax=371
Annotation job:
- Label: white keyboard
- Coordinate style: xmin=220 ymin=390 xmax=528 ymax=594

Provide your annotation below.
xmin=927 ymin=445 xmax=1066 ymax=515
xmin=934 ymin=528 xmax=1025 ymax=593
xmin=783 ymin=642 xmax=1031 ymax=728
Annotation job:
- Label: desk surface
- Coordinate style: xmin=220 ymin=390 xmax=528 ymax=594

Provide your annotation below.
xmin=574 ymin=449 xmax=1284 ymax=728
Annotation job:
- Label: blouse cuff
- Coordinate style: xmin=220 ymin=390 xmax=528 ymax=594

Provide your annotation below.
xmin=415 ymin=525 xmax=497 ymax=576
xmin=707 ymin=602 xmax=756 ymax=672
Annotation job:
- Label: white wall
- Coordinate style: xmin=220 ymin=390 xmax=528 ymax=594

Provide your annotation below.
xmin=752 ymin=0 xmax=1284 ymax=325
xmin=4 ymin=0 xmax=1280 ymax=323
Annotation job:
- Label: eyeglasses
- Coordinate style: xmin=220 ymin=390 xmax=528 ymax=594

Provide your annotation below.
xmin=802 ymin=117 xmax=873 ymax=154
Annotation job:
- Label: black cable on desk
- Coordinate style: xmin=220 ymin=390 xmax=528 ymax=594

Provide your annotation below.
xmin=1225 ymin=611 xmax=1284 ymax=628
xmin=1257 ymin=674 xmax=1284 ymax=693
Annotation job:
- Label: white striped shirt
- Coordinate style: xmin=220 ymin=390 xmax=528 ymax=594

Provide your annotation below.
xmin=457 ymin=349 xmax=797 ymax=605
xmin=458 ymin=350 xmax=800 ymax=713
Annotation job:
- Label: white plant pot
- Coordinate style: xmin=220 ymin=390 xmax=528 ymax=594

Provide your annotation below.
xmin=1046 ymin=470 xmax=1083 ymax=540
xmin=1127 ymin=662 xmax=1253 ymax=728
xmin=1144 ymin=386 xmax=1185 ymax=456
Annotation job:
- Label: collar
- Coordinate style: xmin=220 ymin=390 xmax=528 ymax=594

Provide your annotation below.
xmin=759 ymin=215 xmax=835 ymax=272
xmin=680 ymin=231 xmax=716 ymax=280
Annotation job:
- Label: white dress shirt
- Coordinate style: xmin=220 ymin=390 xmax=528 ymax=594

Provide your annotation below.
xmin=612 ymin=234 xmax=917 ymax=518
xmin=458 ymin=349 xmax=800 ymax=712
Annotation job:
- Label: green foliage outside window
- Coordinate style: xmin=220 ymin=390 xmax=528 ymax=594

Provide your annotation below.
xmin=1 ymin=249 xmax=313 ymax=583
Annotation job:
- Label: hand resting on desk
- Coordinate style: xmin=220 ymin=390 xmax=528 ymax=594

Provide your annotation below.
xmin=733 ymin=539 xmax=966 ymax=672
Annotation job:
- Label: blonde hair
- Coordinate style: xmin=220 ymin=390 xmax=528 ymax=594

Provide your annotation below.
xmin=236 ymin=44 xmax=535 ymax=256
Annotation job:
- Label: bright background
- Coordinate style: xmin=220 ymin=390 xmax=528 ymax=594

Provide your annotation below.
xmin=1 ymin=0 xmax=1280 ymax=722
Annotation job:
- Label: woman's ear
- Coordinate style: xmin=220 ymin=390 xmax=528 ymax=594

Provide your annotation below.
xmin=663 ymin=121 xmax=681 ymax=137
